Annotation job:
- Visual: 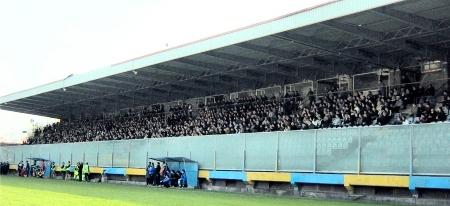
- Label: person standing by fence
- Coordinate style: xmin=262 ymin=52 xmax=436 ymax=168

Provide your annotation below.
xmin=64 ymin=161 xmax=71 ymax=180
xmin=149 ymin=162 xmax=155 ymax=185
xmin=82 ymin=162 xmax=89 ymax=182
xmin=26 ymin=161 xmax=31 ymax=177
xmin=50 ymin=162 xmax=56 ymax=178
xmin=18 ymin=161 xmax=23 ymax=177
xmin=78 ymin=162 xmax=83 ymax=182
xmin=154 ymin=162 xmax=161 ymax=186
xmin=61 ymin=162 xmax=66 ymax=180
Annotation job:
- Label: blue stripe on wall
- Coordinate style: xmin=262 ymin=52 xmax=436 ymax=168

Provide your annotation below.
xmin=410 ymin=176 xmax=450 ymax=190
xmin=209 ymin=171 xmax=246 ymax=181
xmin=291 ymin=173 xmax=344 ymax=185
xmin=104 ymin=168 xmax=126 ymax=175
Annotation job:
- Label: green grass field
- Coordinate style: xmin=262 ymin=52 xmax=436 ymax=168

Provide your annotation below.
xmin=0 ymin=175 xmax=388 ymax=206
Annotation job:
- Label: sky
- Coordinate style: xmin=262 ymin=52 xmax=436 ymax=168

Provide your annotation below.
xmin=0 ymin=0 xmax=333 ymax=143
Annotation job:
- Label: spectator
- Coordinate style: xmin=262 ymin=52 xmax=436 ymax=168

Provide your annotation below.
xmin=378 ymin=80 xmax=386 ymax=97
xmin=83 ymin=162 xmax=89 ymax=182
xmin=0 ymin=162 xmax=9 ymax=175
xmin=425 ymin=84 xmax=435 ymax=96
xmin=50 ymin=162 xmax=56 ymax=179
xmin=436 ymin=107 xmax=447 ymax=122
xmin=64 ymin=161 xmax=71 ymax=180
xmin=26 ymin=161 xmax=31 ymax=177
xmin=18 ymin=161 xmax=23 ymax=176
xmin=74 ymin=162 xmax=79 ymax=181
xmin=78 ymin=162 xmax=83 ymax=182
xmin=179 ymin=169 xmax=187 ymax=188
xmin=443 ymin=91 xmax=449 ymax=112
xmin=61 ymin=162 xmax=66 ymax=180
xmin=154 ymin=162 xmax=161 ymax=186
xmin=146 ymin=163 xmax=154 ymax=186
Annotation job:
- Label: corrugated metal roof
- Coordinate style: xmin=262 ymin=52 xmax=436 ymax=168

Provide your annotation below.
xmin=3 ymin=0 xmax=450 ymax=119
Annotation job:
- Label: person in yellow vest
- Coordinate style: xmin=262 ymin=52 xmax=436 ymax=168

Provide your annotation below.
xmin=82 ymin=162 xmax=90 ymax=182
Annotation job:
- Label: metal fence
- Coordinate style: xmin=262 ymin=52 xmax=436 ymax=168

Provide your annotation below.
xmin=1 ymin=122 xmax=449 ymax=176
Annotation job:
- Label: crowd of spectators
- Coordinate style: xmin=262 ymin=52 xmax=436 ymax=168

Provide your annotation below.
xmin=26 ymin=83 xmax=449 ymax=144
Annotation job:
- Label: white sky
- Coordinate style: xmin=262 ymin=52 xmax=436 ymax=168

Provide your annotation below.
xmin=0 ymin=0 xmax=333 ymax=143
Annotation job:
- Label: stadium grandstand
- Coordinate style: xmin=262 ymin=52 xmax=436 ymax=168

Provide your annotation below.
xmin=2 ymin=0 xmax=450 ymax=205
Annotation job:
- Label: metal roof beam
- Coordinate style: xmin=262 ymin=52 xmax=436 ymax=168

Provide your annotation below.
xmin=74 ymin=84 xmax=115 ymax=94
xmin=274 ymin=33 xmax=336 ymax=50
xmin=18 ymin=97 xmax=51 ymax=105
xmin=151 ymin=86 xmax=189 ymax=99
xmin=222 ymin=70 xmax=266 ymax=83
xmin=67 ymin=85 xmax=105 ymax=95
xmin=154 ymin=87 xmax=195 ymax=101
xmin=170 ymin=83 xmax=209 ymax=97
xmin=25 ymin=95 xmax=55 ymax=102
xmin=204 ymin=50 xmax=260 ymax=65
xmin=237 ymin=42 xmax=296 ymax=59
xmin=0 ymin=104 xmax=29 ymax=112
xmin=321 ymin=20 xmax=425 ymax=56
xmin=209 ymin=47 xmax=295 ymax=77
xmin=176 ymin=81 xmax=212 ymax=93
xmin=115 ymin=93 xmax=151 ymax=107
xmin=53 ymin=89 xmax=93 ymax=99
xmin=273 ymin=32 xmax=396 ymax=68
xmin=373 ymin=8 xmax=435 ymax=31
xmin=272 ymin=31 xmax=398 ymax=69
xmin=322 ymin=20 xmax=384 ymax=41
xmin=3 ymin=101 xmax=36 ymax=110
xmin=133 ymin=89 xmax=167 ymax=101
xmin=373 ymin=7 xmax=450 ymax=39
xmin=11 ymin=99 xmax=44 ymax=107
xmin=152 ymin=64 xmax=204 ymax=76
xmin=79 ymin=96 xmax=120 ymax=108
xmin=97 ymin=77 xmax=138 ymax=89
xmin=138 ymin=68 xmax=184 ymax=82
xmin=86 ymin=93 xmax=151 ymax=113
xmin=118 ymin=72 xmax=160 ymax=86
xmin=142 ymin=89 xmax=171 ymax=103
xmin=175 ymin=58 xmax=231 ymax=72
xmin=83 ymin=81 xmax=124 ymax=91
xmin=39 ymin=92 xmax=78 ymax=102
xmin=296 ymin=57 xmax=358 ymax=75
xmin=260 ymin=64 xmax=297 ymax=76
xmin=107 ymin=76 xmax=141 ymax=87
xmin=196 ymin=78 xmax=234 ymax=89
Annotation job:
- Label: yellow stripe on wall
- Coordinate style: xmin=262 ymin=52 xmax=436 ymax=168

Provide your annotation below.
xmin=90 ymin=167 xmax=103 ymax=174
xmin=344 ymin=175 xmax=409 ymax=188
xmin=126 ymin=168 xmax=146 ymax=176
xmin=246 ymin=172 xmax=291 ymax=182
xmin=198 ymin=170 xmax=209 ymax=179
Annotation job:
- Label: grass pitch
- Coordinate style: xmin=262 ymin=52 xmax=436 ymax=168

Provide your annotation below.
xmin=0 ymin=175 xmax=388 ymax=206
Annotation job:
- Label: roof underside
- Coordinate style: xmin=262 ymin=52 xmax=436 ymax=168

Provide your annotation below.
xmin=1 ymin=0 xmax=450 ymax=119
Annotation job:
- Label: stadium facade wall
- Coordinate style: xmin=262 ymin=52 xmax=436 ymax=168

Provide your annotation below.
xmin=2 ymin=122 xmax=449 ymax=176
